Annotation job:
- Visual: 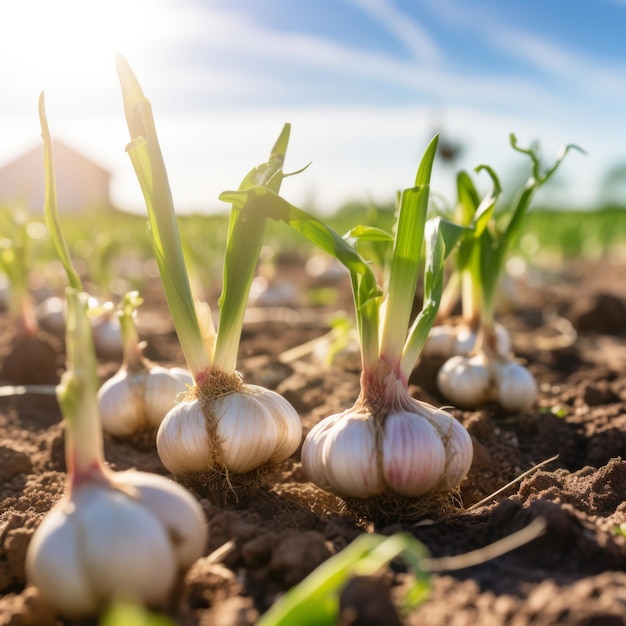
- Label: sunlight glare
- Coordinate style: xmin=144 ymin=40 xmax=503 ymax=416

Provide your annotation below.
xmin=1 ymin=0 xmax=182 ymax=89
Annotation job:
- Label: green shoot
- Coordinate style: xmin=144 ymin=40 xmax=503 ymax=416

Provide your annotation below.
xmin=0 ymin=207 xmax=37 ymax=335
xmin=255 ymin=532 xmax=430 ymax=626
xmin=58 ymin=287 xmax=105 ymax=482
xmin=115 ymin=55 xmax=210 ymax=379
xmin=39 ymin=94 xmax=82 ymax=293
xmin=256 ymin=517 xmax=546 ymax=626
xmin=116 ymin=54 xmax=294 ymax=379
xmin=117 ymin=290 xmax=145 ymax=369
xmin=478 ymin=136 xmax=584 ymax=329
xmin=220 ymin=135 xmax=465 ymax=383
xmin=100 ymin=602 xmax=176 ymax=626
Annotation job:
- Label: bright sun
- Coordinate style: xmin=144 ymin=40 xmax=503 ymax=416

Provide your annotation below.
xmin=3 ymin=0 xmax=179 ymax=92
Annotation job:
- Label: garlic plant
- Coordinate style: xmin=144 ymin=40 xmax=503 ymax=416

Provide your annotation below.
xmin=422 ymin=170 xmax=511 ymax=361
xmin=27 ymin=101 xmax=207 ymax=616
xmin=223 ymin=136 xmax=473 ymax=504
xmin=90 ymin=301 xmax=124 ymax=360
xmin=36 ymin=292 xmax=125 ymax=360
xmin=423 ymin=315 xmax=511 ymax=360
xmin=435 ymin=136 xmax=582 ymax=411
xmin=0 ymin=206 xmax=39 ymax=338
xmin=97 ymin=291 xmax=192 ymax=436
xmin=116 ymin=55 xmax=301 ymax=477
xmin=26 ymin=287 xmax=207 ymax=617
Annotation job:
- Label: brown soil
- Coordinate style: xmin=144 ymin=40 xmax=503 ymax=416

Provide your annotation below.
xmin=1 ymin=258 xmax=626 ymax=626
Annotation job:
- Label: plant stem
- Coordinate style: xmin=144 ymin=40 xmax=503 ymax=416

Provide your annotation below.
xmin=116 ymin=55 xmax=211 ymax=380
xmin=461 ymin=250 xmax=482 ymax=330
xmin=118 ymin=292 xmax=145 ymax=371
xmin=58 ymin=289 xmax=106 ymax=485
xmin=39 ymin=93 xmax=83 ymax=293
xmin=379 ymin=136 xmax=437 ymax=374
xmin=213 ymin=126 xmax=290 ymax=373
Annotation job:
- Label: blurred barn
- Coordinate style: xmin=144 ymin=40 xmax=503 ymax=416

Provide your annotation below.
xmin=0 ymin=139 xmax=114 ymax=213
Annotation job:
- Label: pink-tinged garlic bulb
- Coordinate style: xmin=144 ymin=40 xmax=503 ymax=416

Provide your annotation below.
xmin=302 ymin=369 xmax=472 ymax=499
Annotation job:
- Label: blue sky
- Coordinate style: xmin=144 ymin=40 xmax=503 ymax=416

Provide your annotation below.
xmin=1 ymin=0 xmax=625 ymax=214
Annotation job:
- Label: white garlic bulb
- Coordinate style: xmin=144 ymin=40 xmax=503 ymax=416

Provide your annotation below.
xmin=156 ymin=379 xmax=302 ymax=475
xmin=36 ymin=295 xmax=67 ymax=334
xmin=437 ymin=351 xmax=536 ymax=411
xmin=301 ymin=373 xmax=473 ymax=499
xmin=91 ymin=312 xmax=123 ymax=360
xmin=494 ymin=360 xmax=538 ymax=411
xmin=96 ymin=289 xmax=194 ymax=437
xmin=97 ymin=365 xmax=193 ymax=436
xmin=422 ymin=321 xmax=511 ymax=359
xmin=26 ymin=469 xmax=207 ymax=617
xmin=36 ymin=296 xmax=132 ymax=360
xmin=437 ymin=353 xmax=492 ymax=408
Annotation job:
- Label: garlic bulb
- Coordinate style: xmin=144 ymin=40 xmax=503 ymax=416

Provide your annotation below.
xmin=494 ymin=360 xmax=538 ymax=411
xmin=36 ymin=295 xmax=126 ymax=360
xmin=89 ymin=301 xmax=125 ymax=360
xmin=156 ymin=372 xmax=302 ymax=475
xmin=437 ymin=351 xmax=537 ymax=411
xmin=36 ymin=295 xmax=67 ymax=334
xmin=301 ymin=370 xmax=473 ymax=499
xmin=26 ymin=469 xmax=207 ymax=617
xmin=436 ymin=353 xmax=492 ymax=408
xmin=96 ymin=290 xmax=193 ymax=436
xmin=97 ymin=365 xmax=193 ymax=436
xmin=422 ymin=320 xmax=511 ymax=359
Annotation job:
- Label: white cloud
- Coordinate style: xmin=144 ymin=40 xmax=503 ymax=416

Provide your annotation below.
xmin=101 ymin=102 xmax=599 ymax=217
xmin=423 ymin=0 xmax=626 ymax=105
xmin=343 ymin=0 xmax=443 ymax=62
xmin=0 ymin=0 xmax=620 ymax=220
xmin=137 ymin=2 xmax=567 ymax=121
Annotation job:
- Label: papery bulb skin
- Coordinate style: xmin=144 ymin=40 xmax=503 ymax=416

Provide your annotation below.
xmin=382 ymin=411 xmax=446 ymax=496
xmin=215 ymin=391 xmax=281 ymax=473
xmin=302 ymin=383 xmax=474 ymax=501
xmin=143 ymin=366 xmax=192 ymax=426
xmin=455 ymin=322 xmax=511 ymax=358
xmin=250 ymin=385 xmax=302 ymax=464
xmin=156 ymin=381 xmax=302 ymax=475
xmin=437 ymin=354 xmax=492 ymax=408
xmin=304 ymin=410 xmax=383 ymax=498
xmin=97 ymin=366 xmax=191 ymax=436
xmin=494 ymin=361 xmax=537 ymax=412
xmin=156 ymin=400 xmax=211 ymax=474
xmin=97 ymin=371 xmax=144 ymax=436
xmin=25 ymin=502 xmax=99 ymax=615
xmin=72 ymin=486 xmax=177 ymax=604
xmin=424 ymin=322 xmax=512 ymax=360
xmin=91 ymin=317 xmax=123 ymax=360
xmin=438 ymin=343 xmax=536 ymax=411
xmin=170 ymin=367 xmax=194 ymax=385
xmin=26 ymin=471 xmax=208 ymax=618
xmin=112 ymin=470 xmax=208 ymax=568
xmin=300 ymin=413 xmax=343 ymax=492
xmin=453 ymin=326 xmax=477 ymax=355
xmin=421 ymin=325 xmax=457 ymax=358
xmin=36 ymin=296 xmax=66 ymax=334
xmin=427 ymin=408 xmax=474 ymax=488
xmin=493 ymin=323 xmax=512 ymax=358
